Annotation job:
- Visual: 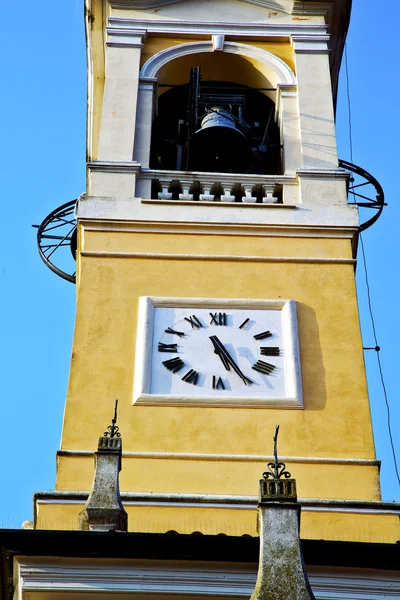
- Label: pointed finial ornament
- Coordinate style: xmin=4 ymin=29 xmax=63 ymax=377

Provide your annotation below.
xmin=79 ymin=400 xmax=128 ymax=532
xmin=263 ymin=425 xmax=292 ymax=481
xmin=259 ymin=425 xmax=297 ymax=502
xmin=249 ymin=427 xmax=316 ymax=600
xmin=104 ymin=399 xmax=120 ymax=438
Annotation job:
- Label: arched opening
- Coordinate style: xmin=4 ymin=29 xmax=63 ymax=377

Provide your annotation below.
xmin=149 ymin=52 xmax=282 ymax=176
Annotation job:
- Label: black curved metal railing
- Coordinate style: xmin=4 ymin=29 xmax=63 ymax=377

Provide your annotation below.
xmin=34 ymin=160 xmax=385 ymax=283
xmin=33 ymin=200 xmax=77 ymax=284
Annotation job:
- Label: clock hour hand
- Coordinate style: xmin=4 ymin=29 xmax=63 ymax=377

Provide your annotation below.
xmin=209 ymin=335 xmax=253 ymax=385
xmin=209 ymin=335 xmax=231 ymax=371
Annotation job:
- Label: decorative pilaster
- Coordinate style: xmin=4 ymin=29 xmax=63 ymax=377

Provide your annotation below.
xmin=250 ymin=427 xmax=315 ymax=600
xmin=292 ymin=35 xmax=338 ymax=169
xmin=79 ymin=401 xmax=128 ymax=532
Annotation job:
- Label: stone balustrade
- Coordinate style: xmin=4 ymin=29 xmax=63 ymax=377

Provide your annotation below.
xmin=137 ymin=169 xmax=283 ymax=203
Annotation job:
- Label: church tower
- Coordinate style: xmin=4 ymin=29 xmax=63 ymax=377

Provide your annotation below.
xmin=33 ymin=0 xmax=398 ymax=548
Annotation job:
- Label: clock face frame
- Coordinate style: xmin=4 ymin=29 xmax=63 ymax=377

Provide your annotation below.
xmin=134 ymin=297 xmax=303 ymax=408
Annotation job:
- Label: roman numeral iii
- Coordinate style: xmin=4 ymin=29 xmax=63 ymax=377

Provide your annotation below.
xmin=252 ymin=360 xmax=275 ymax=375
xmin=260 ymin=347 xmax=280 ymax=356
xmin=210 ymin=312 xmax=227 ymax=326
xmin=163 ymin=357 xmax=184 ymax=373
xmin=158 ymin=342 xmax=178 ymax=353
xmin=182 ymin=369 xmax=199 ymax=385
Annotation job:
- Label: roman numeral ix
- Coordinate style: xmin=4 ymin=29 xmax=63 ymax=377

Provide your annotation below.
xmin=260 ymin=347 xmax=280 ymax=356
xmin=184 ymin=315 xmax=202 ymax=329
xmin=210 ymin=312 xmax=227 ymax=326
xmin=182 ymin=369 xmax=199 ymax=385
xmin=158 ymin=342 xmax=178 ymax=353
xmin=252 ymin=360 xmax=275 ymax=375
xmin=163 ymin=357 xmax=184 ymax=373
xmin=254 ymin=330 xmax=272 ymax=340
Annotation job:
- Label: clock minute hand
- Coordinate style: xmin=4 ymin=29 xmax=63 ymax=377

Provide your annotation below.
xmin=209 ymin=335 xmax=253 ymax=385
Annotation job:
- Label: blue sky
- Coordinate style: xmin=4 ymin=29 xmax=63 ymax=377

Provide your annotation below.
xmin=1 ymin=0 xmax=399 ymax=528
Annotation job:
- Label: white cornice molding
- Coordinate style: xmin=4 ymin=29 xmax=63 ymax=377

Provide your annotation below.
xmin=15 ymin=557 xmax=400 ymax=598
xmin=297 ymin=168 xmax=349 ymax=180
xmin=81 ymin=220 xmax=357 ymax=240
xmin=108 ymin=0 xmax=292 ymax=13
xmin=88 ymin=160 xmax=142 ymax=173
xmin=292 ymin=0 xmax=333 ymax=17
xmin=292 ymin=35 xmax=330 ymax=54
xmin=34 ymin=490 xmax=400 ymax=515
xmin=108 ymin=16 xmax=328 ymax=39
xmin=106 ymin=27 xmax=147 ymax=47
xmin=140 ymin=39 xmax=296 ymax=85
xmin=57 ymin=449 xmax=380 ymax=467
xmin=80 ymin=250 xmax=355 ymax=266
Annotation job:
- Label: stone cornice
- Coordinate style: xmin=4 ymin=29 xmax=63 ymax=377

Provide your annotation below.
xmin=107 ymin=16 xmax=328 ymax=40
xmin=109 ymin=0 xmax=292 ymax=13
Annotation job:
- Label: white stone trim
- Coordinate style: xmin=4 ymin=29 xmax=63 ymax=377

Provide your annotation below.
xmin=34 ymin=491 xmax=400 ymax=515
xmin=140 ymin=199 xmax=295 ymax=209
xmin=79 ymin=218 xmax=357 ymax=240
xmin=291 ymin=35 xmax=330 ymax=55
xmin=109 ymin=16 xmax=327 ymax=39
xmin=140 ymin=40 xmax=296 ymax=85
xmin=109 ymin=0 xmax=293 ymax=12
xmin=14 ymin=556 xmax=400 ymax=598
xmin=57 ymin=449 xmax=379 ymax=467
xmin=212 ymin=34 xmax=225 ymax=51
xmin=88 ymin=160 xmax=142 ymax=173
xmin=80 ymin=250 xmax=355 ymax=265
xmin=106 ymin=28 xmax=147 ymax=47
xmin=133 ymin=297 xmax=303 ymax=408
xmin=297 ymin=168 xmax=349 ymax=180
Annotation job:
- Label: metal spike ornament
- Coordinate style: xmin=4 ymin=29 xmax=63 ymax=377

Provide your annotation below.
xmin=104 ymin=399 xmax=121 ymax=439
xmin=259 ymin=425 xmax=297 ymax=502
xmin=263 ymin=425 xmax=291 ymax=481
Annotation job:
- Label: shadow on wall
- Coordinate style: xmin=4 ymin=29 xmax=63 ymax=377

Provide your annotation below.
xmin=297 ymin=302 xmax=326 ymax=411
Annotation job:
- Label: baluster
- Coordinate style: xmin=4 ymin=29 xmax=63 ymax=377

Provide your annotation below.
xmin=200 ymin=184 xmax=215 ymax=201
xmin=263 ymin=191 xmax=279 ymax=204
xmin=243 ymin=185 xmax=257 ymax=203
xmin=221 ymin=182 xmax=235 ymax=202
xmin=158 ymin=179 xmax=172 ymax=200
xmin=179 ymin=181 xmax=194 ymax=201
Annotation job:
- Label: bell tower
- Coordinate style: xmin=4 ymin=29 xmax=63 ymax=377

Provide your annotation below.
xmin=33 ymin=0 xmax=399 ymax=546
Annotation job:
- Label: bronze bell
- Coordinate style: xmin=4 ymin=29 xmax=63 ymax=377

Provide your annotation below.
xmin=191 ymin=106 xmax=252 ymax=173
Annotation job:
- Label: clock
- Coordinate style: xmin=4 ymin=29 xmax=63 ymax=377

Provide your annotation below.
xmin=134 ymin=297 xmax=302 ymax=408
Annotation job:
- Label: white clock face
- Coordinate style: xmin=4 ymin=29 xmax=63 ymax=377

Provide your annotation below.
xmin=151 ymin=307 xmax=284 ymax=398
xmin=134 ymin=298 xmax=303 ymax=408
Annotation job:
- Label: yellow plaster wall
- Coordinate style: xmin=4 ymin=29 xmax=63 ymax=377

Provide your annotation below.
xmin=83 ymin=231 xmax=353 ymax=258
xmin=58 ymin=227 xmax=376 ymax=505
xmin=35 ymin=501 xmax=400 ymax=543
xmin=55 ymin=454 xmax=380 ymax=501
xmin=141 ymin=37 xmax=295 ymax=75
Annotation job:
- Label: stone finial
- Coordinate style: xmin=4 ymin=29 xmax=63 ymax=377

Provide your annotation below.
xmin=250 ymin=426 xmax=316 ymax=600
xmin=79 ymin=400 xmax=128 ymax=532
